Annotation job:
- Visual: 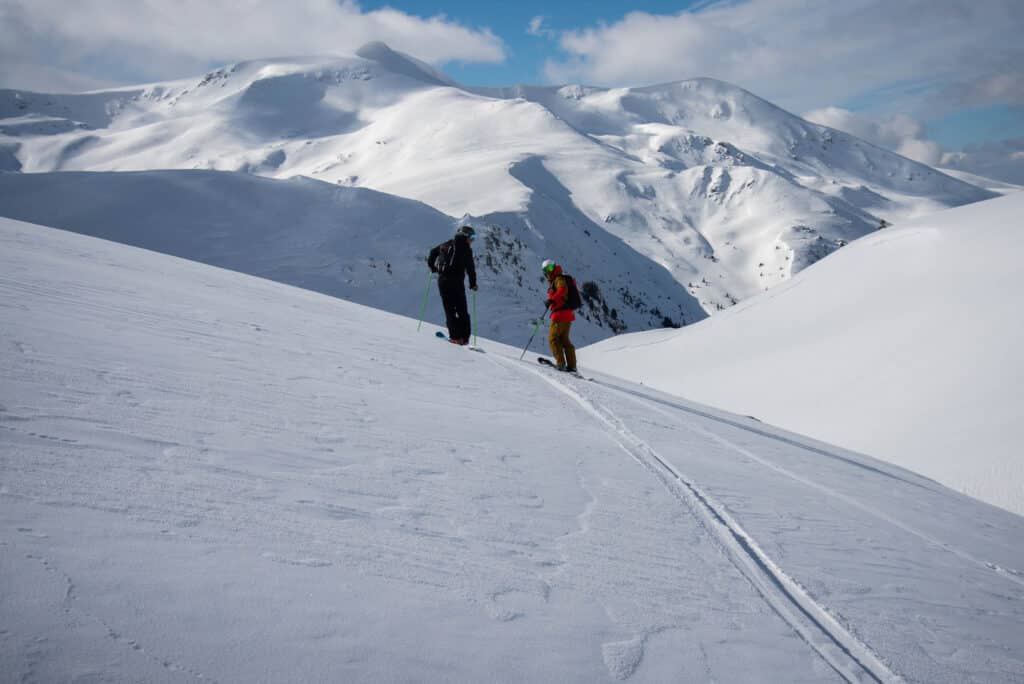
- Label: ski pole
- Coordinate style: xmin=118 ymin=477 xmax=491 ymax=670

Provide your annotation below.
xmin=417 ymin=271 xmax=433 ymax=332
xmin=472 ymin=290 xmax=478 ymax=347
xmin=519 ymin=306 xmax=549 ymax=360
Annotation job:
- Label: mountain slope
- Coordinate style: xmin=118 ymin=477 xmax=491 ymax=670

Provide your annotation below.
xmin=584 ymin=193 xmax=1024 ymax=515
xmin=0 ymin=169 xmax=705 ymax=344
xmin=0 ymin=45 xmax=995 ymax=316
xmin=3 ymin=217 xmax=1023 ymax=682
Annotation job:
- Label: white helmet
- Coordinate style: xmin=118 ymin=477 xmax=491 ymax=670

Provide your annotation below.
xmin=541 ymin=259 xmax=556 ymax=273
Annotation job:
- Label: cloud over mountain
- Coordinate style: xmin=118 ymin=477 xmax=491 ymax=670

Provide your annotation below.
xmin=0 ymin=0 xmax=505 ymax=92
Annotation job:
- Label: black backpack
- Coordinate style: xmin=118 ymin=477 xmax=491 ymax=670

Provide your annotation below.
xmin=562 ymin=274 xmax=582 ymax=310
xmin=432 ymin=240 xmax=456 ymax=274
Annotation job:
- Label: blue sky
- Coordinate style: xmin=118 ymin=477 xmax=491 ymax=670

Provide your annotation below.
xmin=1 ymin=0 xmax=1021 ymax=179
xmin=929 ymin=106 xmax=1024 ymax=151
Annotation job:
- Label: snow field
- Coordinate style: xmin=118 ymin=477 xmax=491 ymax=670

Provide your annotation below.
xmin=2 ymin=218 xmax=1023 ymax=682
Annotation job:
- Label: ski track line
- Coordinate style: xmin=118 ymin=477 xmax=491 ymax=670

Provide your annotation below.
xmin=600 ymin=379 xmax=1024 ymax=590
xmin=496 ymin=355 xmax=900 ymax=684
xmin=587 ymin=374 xmax=939 ymax=494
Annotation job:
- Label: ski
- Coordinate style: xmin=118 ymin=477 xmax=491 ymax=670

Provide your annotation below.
xmin=537 ymin=356 xmax=587 ymax=378
xmin=436 ymin=330 xmax=485 ymax=353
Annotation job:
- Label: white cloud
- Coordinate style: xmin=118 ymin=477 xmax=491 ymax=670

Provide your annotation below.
xmin=802 ymin=107 xmax=942 ymax=165
xmin=0 ymin=59 xmax=117 ymax=93
xmin=527 ymin=16 xmax=555 ymax=38
xmin=543 ymin=0 xmax=1024 ymax=116
xmin=0 ymin=0 xmax=505 ymax=91
xmin=894 ymin=139 xmax=943 ymax=167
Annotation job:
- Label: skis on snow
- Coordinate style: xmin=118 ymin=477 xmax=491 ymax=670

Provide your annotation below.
xmin=434 ymin=331 xmax=584 ymax=372
xmin=537 ymin=356 xmax=588 ymax=379
xmin=435 ymin=330 xmax=485 ymax=353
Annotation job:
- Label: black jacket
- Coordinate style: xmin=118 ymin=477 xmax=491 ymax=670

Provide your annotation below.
xmin=427 ymin=235 xmax=477 ymax=289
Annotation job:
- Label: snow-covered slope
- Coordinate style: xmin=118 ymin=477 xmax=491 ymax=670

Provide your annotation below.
xmin=934 ymin=167 xmax=1023 ymax=196
xmin=0 ymin=43 xmax=995 ymax=317
xmin=585 ymin=193 xmax=1024 ymax=515
xmin=3 ymin=217 xmax=1024 ymax=682
xmin=0 ymin=169 xmax=703 ymax=345
xmin=475 ymin=80 xmax=994 ymax=299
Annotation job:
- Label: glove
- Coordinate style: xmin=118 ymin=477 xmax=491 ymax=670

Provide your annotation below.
xmin=470 ymin=284 xmax=478 ymax=291
xmin=544 ymin=299 xmax=553 ymax=308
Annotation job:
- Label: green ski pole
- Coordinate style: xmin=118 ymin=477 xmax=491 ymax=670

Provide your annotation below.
xmin=472 ymin=290 xmax=478 ymax=347
xmin=519 ymin=306 xmax=549 ymax=360
xmin=417 ymin=272 xmax=433 ymax=332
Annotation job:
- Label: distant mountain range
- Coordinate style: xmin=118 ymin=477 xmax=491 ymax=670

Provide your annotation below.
xmin=0 ymin=42 xmax=998 ymax=342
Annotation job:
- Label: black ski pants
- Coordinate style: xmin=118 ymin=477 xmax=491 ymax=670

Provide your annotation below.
xmin=438 ymin=278 xmax=471 ymax=341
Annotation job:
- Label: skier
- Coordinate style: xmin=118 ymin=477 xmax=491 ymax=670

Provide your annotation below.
xmin=427 ymin=226 xmax=478 ymax=344
xmin=542 ymin=259 xmax=577 ymax=372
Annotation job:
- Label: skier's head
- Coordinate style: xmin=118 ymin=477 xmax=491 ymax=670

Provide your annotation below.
xmin=541 ymin=259 xmax=561 ymax=280
xmin=456 ymin=225 xmax=476 ymax=241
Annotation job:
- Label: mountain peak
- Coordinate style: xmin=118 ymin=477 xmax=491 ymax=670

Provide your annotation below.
xmin=355 ymin=41 xmax=456 ymax=87
xmin=355 ymin=41 xmax=396 ymax=61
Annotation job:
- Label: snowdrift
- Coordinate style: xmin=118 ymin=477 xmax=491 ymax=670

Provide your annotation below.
xmin=585 ymin=193 xmax=1024 ymax=515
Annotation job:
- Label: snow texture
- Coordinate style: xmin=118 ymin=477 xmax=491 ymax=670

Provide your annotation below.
xmin=585 ymin=193 xmax=1024 ymax=516
xmin=2 ymin=217 xmax=1023 ymax=682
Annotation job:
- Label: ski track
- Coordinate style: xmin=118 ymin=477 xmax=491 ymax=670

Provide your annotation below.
xmin=495 ymin=354 xmax=901 ymax=684
xmin=589 ymin=376 xmax=1024 ymax=590
xmin=590 ymin=374 xmax=939 ymax=493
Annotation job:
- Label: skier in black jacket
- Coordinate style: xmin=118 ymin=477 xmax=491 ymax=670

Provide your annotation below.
xmin=427 ymin=225 xmax=478 ymax=344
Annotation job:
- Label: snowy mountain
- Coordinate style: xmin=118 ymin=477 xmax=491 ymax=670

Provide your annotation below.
xmin=585 ymin=193 xmax=1024 ymax=516
xmin=0 ymin=43 xmax=995 ymax=319
xmin=3 ymin=217 xmax=1023 ymax=682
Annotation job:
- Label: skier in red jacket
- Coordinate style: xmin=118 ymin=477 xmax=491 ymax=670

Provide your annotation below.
xmin=542 ymin=259 xmax=577 ymax=372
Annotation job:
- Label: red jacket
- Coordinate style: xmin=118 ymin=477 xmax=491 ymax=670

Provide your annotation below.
xmin=547 ymin=271 xmax=575 ymax=323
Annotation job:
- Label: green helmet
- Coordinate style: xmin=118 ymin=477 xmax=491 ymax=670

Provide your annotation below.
xmin=456 ymin=225 xmax=476 ymax=239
